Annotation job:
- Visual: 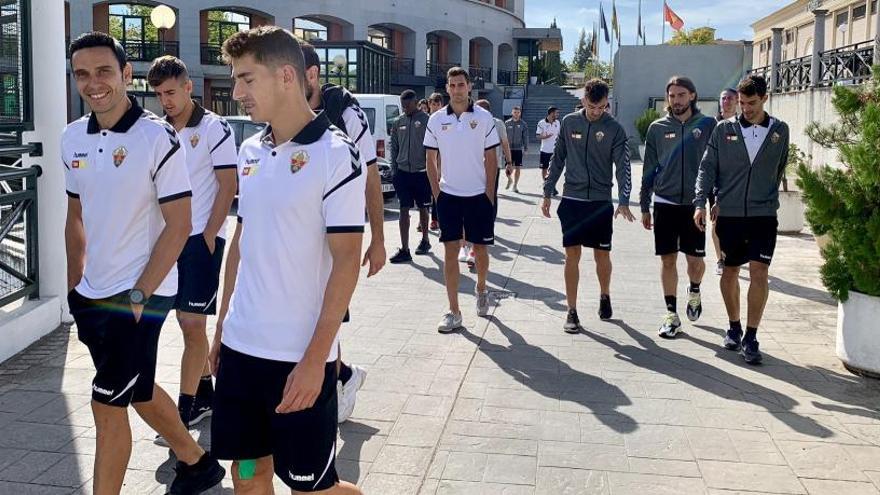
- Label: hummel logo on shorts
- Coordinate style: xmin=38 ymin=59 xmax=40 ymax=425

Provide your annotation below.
xmin=289 ymin=472 xmax=315 ymax=482
xmin=760 ymin=254 xmax=772 ymax=260
xmin=600 ymin=243 xmax=611 ymax=248
xmin=188 ymin=301 xmax=208 ymax=308
xmin=483 ymin=237 xmax=494 ymax=242
xmin=92 ymin=384 xmax=113 ymax=396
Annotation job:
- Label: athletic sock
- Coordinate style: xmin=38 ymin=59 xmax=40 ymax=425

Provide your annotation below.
xmin=745 ymin=327 xmax=758 ymax=342
xmin=730 ymin=320 xmax=743 ymax=332
xmin=689 ymin=282 xmax=701 ymax=293
xmin=339 ymin=363 xmax=353 ymax=385
xmin=664 ymin=295 xmax=677 ymax=313
xmin=196 ymin=375 xmax=213 ymax=399
xmin=178 ymin=394 xmax=195 ymax=420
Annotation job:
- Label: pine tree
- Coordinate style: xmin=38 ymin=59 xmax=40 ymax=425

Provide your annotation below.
xmin=797 ymin=65 xmax=880 ymax=300
xmin=572 ymin=28 xmax=589 ymax=71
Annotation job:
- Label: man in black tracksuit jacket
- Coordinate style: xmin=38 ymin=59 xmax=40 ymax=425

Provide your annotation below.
xmin=694 ymin=75 xmax=790 ymax=365
xmin=640 ymin=76 xmax=717 ymax=340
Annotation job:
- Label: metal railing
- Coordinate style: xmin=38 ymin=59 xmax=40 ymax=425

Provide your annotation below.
xmin=776 ymin=55 xmax=812 ymax=92
xmin=468 ymin=66 xmax=492 ymax=88
xmin=747 ymin=64 xmax=771 ymax=81
xmin=426 ymin=62 xmax=459 ymax=78
xmin=201 ymin=43 xmax=223 ymax=65
xmin=391 ymin=57 xmax=414 ymax=75
xmin=120 ymin=40 xmax=179 ymax=61
xmin=819 ymin=41 xmax=874 ymax=87
xmin=0 ymin=159 xmax=39 ymax=308
xmin=498 ymin=69 xmax=530 ymax=86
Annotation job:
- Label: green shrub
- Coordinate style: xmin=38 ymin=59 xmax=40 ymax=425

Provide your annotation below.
xmin=634 ymin=107 xmax=661 ymax=143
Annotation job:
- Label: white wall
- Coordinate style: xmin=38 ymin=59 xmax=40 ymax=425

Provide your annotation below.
xmin=767 ymin=87 xmax=844 ymax=170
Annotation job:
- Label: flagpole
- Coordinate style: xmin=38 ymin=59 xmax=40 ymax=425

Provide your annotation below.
xmin=662 ymin=0 xmax=666 ymax=44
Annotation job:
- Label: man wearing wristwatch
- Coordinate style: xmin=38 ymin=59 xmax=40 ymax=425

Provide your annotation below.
xmin=63 ymin=32 xmax=224 ymax=494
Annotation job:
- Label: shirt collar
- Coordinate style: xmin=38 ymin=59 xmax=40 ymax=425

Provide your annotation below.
xmin=87 ymin=96 xmax=143 ymax=134
xmin=446 ymin=101 xmax=475 ymax=115
xmin=165 ymin=99 xmax=205 ymax=128
xmin=260 ymin=112 xmax=331 ymax=147
xmin=739 ymin=112 xmax=771 ymax=129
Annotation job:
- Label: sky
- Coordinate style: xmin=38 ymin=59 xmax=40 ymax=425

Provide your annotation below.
xmin=525 ymin=0 xmax=793 ymax=62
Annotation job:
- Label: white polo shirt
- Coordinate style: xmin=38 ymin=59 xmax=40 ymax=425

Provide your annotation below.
xmin=62 ymin=96 xmax=192 ymax=299
xmin=169 ymin=101 xmax=237 ymax=238
xmin=740 ymin=114 xmax=775 ymax=164
xmin=222 ymin=113 xmax=367 ymax=363
xmin=536 ymin=118 xmax=560 ymax=154
xmin=342 ymin=104 xmax=378 ymax=167
xmin=423 ymin=103 xmax=500 ymax=197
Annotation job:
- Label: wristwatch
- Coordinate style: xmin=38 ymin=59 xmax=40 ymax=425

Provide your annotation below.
xmin=129 ymin=288 xmax=146 ymax=305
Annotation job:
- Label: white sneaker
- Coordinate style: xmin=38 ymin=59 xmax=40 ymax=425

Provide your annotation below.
xmin=476 ymin=289 xmax=490 ymax=317
xmin=337 ymin=365 xmax=367 ymax=424
xmin=686 ymin=290 xmax=703 ymax=322
xmin=153 ymin=428 xmax=199 ymax=448
xmin=466 ymin=250 xmax=476 ymax=267
xmin=506 ymin=177 xmax=512 ymax=190
xmin=715 ymin=259 xmax=724 ymax=276
xmin=458 ymin=247 xmax=469 ymax=263
xmin=438 ymin=312 xmax=463 ymax=333
xmin=658 ymin=312 xmax=682 ymax=339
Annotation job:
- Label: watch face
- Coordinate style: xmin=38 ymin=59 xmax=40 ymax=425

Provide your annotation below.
xmin=130 ymin=290 xmax=145 ymax=304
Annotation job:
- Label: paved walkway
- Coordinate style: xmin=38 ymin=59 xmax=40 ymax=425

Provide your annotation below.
xmin=1 ymin=160 xmax=879 ymax=494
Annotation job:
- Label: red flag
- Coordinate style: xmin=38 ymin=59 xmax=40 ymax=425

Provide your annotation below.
xmin=664 ymin=1 xmax=684 ymax=31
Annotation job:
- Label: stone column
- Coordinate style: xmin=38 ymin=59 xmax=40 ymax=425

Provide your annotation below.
xmin=811 ymin=10 xmax=828 ymax=87
xmin=769 ymin=27 xmax=784 ymax=92
xmin=874 ymin=3 xmax=880 ymax=64
xmin=414 ymin=30 xmax=427 ymax=77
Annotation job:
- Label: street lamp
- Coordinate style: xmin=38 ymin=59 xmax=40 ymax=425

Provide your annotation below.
xmin=150 ymin=5 xmax=176 ymax=56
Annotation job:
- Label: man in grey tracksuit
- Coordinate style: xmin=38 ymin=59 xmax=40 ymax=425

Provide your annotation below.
xmin=694 ymin=74 xmax=790 ymax=365
xmin=389 ymin=89 xmax=432 ymax=263
xmin=504 ymin=106 xmax=528 ymax=192
xmin=640 ymin=76 xmax=718 ymax=339
xmin=542 ymin=78 xmax=635 ymax=333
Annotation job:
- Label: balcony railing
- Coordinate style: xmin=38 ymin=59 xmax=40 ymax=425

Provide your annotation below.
xmin=747 ymin=64 xmax=771 ymax=81
xmin=468 ymin=66 xmax=492 ymax=86
xmin=776 ymin=55 xmax=812 ymax=92
xmin=120 ymin=40 xmax=179 ymax=61
xmin=201 ymin=43 xmax=223 ymax=65
xmin=426 ymin=62 xmax=459 ymax=78
xmin=0 ymin=160 xmax=39 ymax=308
xmin=391 ymin=57 xmax=414 ymax=76
xmin=819 ymin=41 xmax=874 ymax=87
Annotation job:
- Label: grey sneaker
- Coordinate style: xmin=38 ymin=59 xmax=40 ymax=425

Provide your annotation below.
xmin=686 ymin=290 xmax=702 ymax=322
xmin=723 ymin=328 xmax=743 ymax=351
xmin=563 ymin=309 xmax=581 ymax=334
xmin=658 ymin=312 xmax=682 ymax=339
xmin=741 ymin=339 xmax=763 ymax=365
xmin=438 ymin=312 xmax=463 ymax=333
xmin=476 ymin=289 xmax=490 ymax=317
xmin=715 ymin=259 xmax=724 ymax=275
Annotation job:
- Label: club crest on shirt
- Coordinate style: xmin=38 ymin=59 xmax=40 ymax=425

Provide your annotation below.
xmin=441 ymin=124 xmax=450 ymax=132
xmin=112 ymin=146 xmax=127 ymax=167
xmin=189 ymin=133 xmax=200 ymax=148
xmin=414 ymin=121 xmax=422 ymax=128
xmin=771 ymin=132 xmax=781 ymax=144
xmin=692 ymin=128 xmax=702 ymax=140
xmin=290 ymin=150 xmax=309 ymax=174
xmin=596 ymin=131 xmax=605 ymax=142
xmin=470 ymin=120 xmax=478 ymax=130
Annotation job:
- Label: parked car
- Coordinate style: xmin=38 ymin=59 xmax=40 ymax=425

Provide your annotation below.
xmin=223 ymin=115 xmax=267 ymax=150
xmin=377 ymin=157 xmax=395 ymax=201
xmin=354 ymin=94 xmax=401 ymax=161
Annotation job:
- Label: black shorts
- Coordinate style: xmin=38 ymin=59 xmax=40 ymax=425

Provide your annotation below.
xmin=653 ymin=203 xmax=706 ymax=257
xmin=212 ymin=345 xmax=339 ymax=492
xmin=540 ymin=152 xmax=553 ymax=169
xmin=558 ymin=199 xmax=613 ymax=250
xmin=393 ymin=170 xmax=432 ymax=210
xmin=436 ymin=191 xmax=495 ymax=245
xmin=716 ymin=216 xmax=778 ymax=267
xmin=68 ymin=289 xmax=174 ymax=407
xmin=511 ymin=149 xmax=524 ymax=167
xmin=175 ymin=234 xmax=225 ymax=315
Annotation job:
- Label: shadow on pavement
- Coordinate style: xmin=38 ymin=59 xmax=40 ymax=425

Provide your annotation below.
xmin=768 ymin=275 xmax=836 ymax=307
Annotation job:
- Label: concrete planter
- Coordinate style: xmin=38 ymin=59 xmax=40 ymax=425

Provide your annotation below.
xmin=777 ymin=190 xmax=805 ymax=233
xmin=529 ymin=76 xmax=538 ymax=85
xmin=638 ymin=144 xmax=646 ymax=161
xmin=837 ymin=291 xmax=880 ymax=378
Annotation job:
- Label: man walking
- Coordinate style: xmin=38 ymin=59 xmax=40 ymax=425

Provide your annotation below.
xmin=695 ymin=74 xmax=790 ymax=365
xmin=640 ymin=76 xmax=717 ymax=339
xmin=147 ymin=55 xmax=238 ymax=442
xmin=537 ymin=106 xmax=560 ymax=192
xmin=476 ymin=99 xmax=512 ymax=218
xmin=210 ymin=26 xmax=364 ymax=494
xmin=389 ymin=89 xmax=431 ymax=262
xmin=64 ymin=32 xmax=224 ymax=494
xmin=424 ymin=67 xmax=500 ymax=333
xmin=427 ymin=92 xmax=445 ymax=231
xmin=505 ymin=106 xmax=528 ymax=193
xmin=709 ymin=88 xmax=740 ymax=275
xmin=542 ymin=79 xmax=634 ymax=333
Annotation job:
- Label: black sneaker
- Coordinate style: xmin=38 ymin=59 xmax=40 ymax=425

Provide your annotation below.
xmin=389 ymin=248 xmax=413 ymax=264
xmin=415 ymin=239 xmax=431 ymax=255
xmin=563 ymin=309 xmax=581 ymax=334
xmin=189 ymin=396 xmax=212 ymax=427
xmin=598 ymin=295 xmax=613 ymax=320
xmin=723 ymin=328 xmax=743 ymax=351
xmin=169 ymin=452 xmax=225 ymax=494
xmin=741 ymin=339 xmax=763 ymax=365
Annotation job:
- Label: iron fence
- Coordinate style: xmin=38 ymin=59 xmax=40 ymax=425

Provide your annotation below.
xmin=819 ymin=41 xmax=874 ymax=87
xmin=776 ymin=55 xmax=812 ymax=92
xmin=120 ymin=40 xmax=179 ymax=61
xmin=0 ymin=158 xmax=38 ymax=308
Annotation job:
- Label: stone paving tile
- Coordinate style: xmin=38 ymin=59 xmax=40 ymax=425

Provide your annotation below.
xmin=698 ymin=460 xmax=806 ymax=494
xmin=799 ymin=479 xmax=880 ymax=495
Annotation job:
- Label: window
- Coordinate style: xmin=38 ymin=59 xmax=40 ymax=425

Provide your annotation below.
xmin=362 ymin=107 xmax=376 ymax=134
xmin=294 ymin=18 xmax=327 ymax=41
xmin=385 ymin=104 xmax=399 ymax=135
xmin=207 ymin=11 xmax=249 ymax=47
xmin=836 ymin=11 xmax=848 ymax=28
xmin=785 ymin=30 xmax=794 ymax=44
xmin=872 ymin=0 xmax=877 ymax=15
xmin=853 ymin=4 xmax=866 ymax=20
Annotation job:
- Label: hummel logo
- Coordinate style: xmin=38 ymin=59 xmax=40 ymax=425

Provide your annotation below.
xmin=599 ymin=243 xmax=611 ymax=248
xmin=695 ymin=249 xmax=705 ymax=254
xmin=245 ymin=158 xmax=260 ymax=165
xmin=289 ymin=472 xmax=315 ymax=482
xmin=73 ymin=152 xmax=88 ymax=158
xmin=188 ymin=302 xmax=208 ymax=308
xmin=483 ymin=237 xmax=494 ymax=242
xmin=93 ymin=384 xmax=113 ymax=396
xmin=759 ymin=254 xmax=772 ymax=260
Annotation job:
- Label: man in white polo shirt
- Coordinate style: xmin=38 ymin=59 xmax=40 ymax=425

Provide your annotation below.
xmin=147 ymin=55 xmax=238 ymax=437
xmin=537 ymin=106 xmax=560 ymax=194
xmin=209 ymin=27 xmax=364 ymax=494
xmin=64 ymin=32 xmax=224 ymax=494
xmin=424 ymin=67 xmax=501 ymax=333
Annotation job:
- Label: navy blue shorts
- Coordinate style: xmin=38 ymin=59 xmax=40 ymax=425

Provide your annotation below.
xmin=175 ymin=234 xmax=225 ymax=314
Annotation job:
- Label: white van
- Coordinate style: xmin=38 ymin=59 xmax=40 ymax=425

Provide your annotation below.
xmin=354 ymin=94 xmax=402 ymax=160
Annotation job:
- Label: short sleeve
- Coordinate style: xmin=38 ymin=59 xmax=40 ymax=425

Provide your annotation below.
xmin=423 ymin=117 xmax=439 ymax=149
xmin=61 ymin=139 xmax=79 ymax=198
xmin=151 ymin=125 xmax=192 ymax=204
xmin=536 ymin=121 xmax=544 ymax=135
xmin=343 ymin=106 xmax=378 ymax=166
xmin=323 ymin=137 xmax=367 ymax=233
xmin=208 ymin=118 xmax=237 ymax=169
xmin=484 ymin=117 xmax=501 ymax=150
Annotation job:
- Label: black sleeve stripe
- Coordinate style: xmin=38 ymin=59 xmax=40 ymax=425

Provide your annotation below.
xmin=210 ymin=126 xmax=233 ymax=153
xmin=485 ymin=143 xmax=501 ymax=151
xmin=327 ymin=226 xmax=365 ymax=233
xmin=365 ymin=158 xmax=377 ymax=167
xmin=485 ymin=123 xmax=497 ymax=138
xmin=236 ymin=215 xmax=243 ymax=223
xmin=62 ymin=161 xmax=70 ymax=170
xmin=424 ymin=145 xmax=439 ymax=150
xmin=152 ymin=139 xmax=182 ymax=180
xmin=213 ymin=164 xmax=237 ymax=169
xmin=158 ymin=190 xmax=193 ymax=204
xmin=323 ymin=168 xmax=363 ymax=200
xmin=354 ymin=124 xmax=368 ymax=144
xmin=66 ymin=190 xmax=79 ymax=198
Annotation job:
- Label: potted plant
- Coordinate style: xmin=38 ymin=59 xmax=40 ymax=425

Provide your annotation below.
xmin=777 ymin=143 xmax=806 ymax=233
xmin=797 ymin=65 xmax=880 ymax=378
xmin=634 ymin=107 xmax=661 ymax=161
